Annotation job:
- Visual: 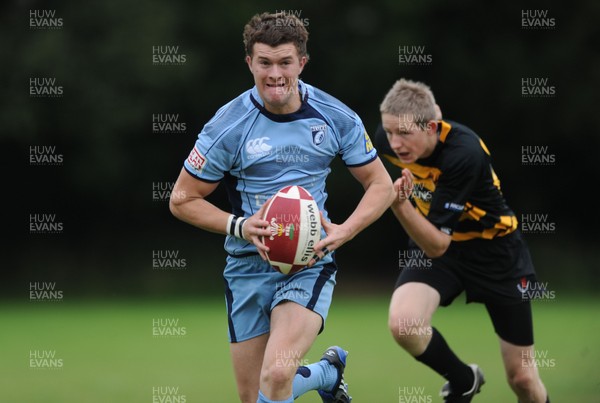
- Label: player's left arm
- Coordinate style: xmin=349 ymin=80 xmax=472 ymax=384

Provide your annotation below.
xmin=391 ymin=169 xmax=452 ymax=258
xmin=391 ymin=139 xmax=485 ymax=258
xmin=312 ymin=157 xmax=394 ymax=260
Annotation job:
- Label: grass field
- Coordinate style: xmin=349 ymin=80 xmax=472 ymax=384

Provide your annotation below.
xmin=0 ymin=295 xmax=598 ymax=402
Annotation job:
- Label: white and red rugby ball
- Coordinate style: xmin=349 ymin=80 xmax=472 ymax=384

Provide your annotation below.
xmin=261 ymin=185 xmax=321 ymax=275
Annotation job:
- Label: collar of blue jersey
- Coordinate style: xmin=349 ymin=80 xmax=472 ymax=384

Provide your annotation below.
xmin=249 ymin=80 xmax=311 ymax=123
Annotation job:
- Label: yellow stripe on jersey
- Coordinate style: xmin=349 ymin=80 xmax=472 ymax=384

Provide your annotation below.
xmin=439 ymin=120 xmax=452 ymax=143
xmin=491 ymin=167 xmax=501 ymax=189
xmin=464 ymin=203 xmax=486 ymax=221
xmin=498 ymin=214 xmax=518 ymax=231
xmin=479 ymin=138 xmax=491 ymax=156
xmin=383 ymin=154 xmax=440 ymax=217
xmin=452 ymin=216 xmax=517 ymax=240
xmin=479 ymin=138 xmax=503 ymax=190
xmin=383 ymin=155 xmax=441 ymax=181
xmin=364 ymin=131 xmax=374 ymax=153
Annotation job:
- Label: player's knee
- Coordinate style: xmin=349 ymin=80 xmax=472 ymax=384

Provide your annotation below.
xmin=508 ymin=369 xmax=538 ymax=394
xmin=388 ymin=312 xmax=430 ymax=349
xmin=260 ymin=363 xmax=295 ymax=390
xmin=388 ymin=314 xmax=402 ymax=341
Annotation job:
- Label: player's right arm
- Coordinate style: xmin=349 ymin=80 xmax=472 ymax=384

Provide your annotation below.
xmin=169 ymin=168 xmax=271 ymax=257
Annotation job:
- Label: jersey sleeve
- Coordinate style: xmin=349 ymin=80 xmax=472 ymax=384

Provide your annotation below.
xmin=183 ymin=107 xmax=239 ymax=182
xmin=339 ymin=114 xmax=378 ymax=167
xmin=427 ymin=143 xmax=486 ymax=235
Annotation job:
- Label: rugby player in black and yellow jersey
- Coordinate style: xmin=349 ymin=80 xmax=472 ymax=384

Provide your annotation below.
xmin=374 ymin=79 xmax=550 ymax=403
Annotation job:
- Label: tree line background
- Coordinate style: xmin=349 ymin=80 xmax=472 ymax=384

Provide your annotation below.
xmin=2 ymin=0 xmax=599 ymax=298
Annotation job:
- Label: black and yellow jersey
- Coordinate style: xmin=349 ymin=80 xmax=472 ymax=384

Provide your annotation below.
xmin=374 ymin=119 xmax=517 ymax=241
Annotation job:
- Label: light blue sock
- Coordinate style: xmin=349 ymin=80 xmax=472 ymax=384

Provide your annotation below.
xmin=257 ymin=390 xmax=293 ymax=403
xmin=292 ymin=360 xmax=338 ymax=399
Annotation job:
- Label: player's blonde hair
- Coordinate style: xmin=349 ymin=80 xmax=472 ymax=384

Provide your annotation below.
xmin=379 ymin=78 xmax=438 ymax=122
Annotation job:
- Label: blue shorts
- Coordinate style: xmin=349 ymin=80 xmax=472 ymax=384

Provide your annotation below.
xmin=223 ymin=254 xmax=337 ymax=343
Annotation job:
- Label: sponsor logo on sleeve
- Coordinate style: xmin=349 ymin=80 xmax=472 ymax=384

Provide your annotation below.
xmin=187 ymin=146 xmax=206 ymax=172
xmin=444 ymin=202 xmax=465 ymax=212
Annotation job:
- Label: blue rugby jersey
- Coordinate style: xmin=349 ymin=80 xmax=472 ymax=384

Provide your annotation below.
xmin=183 ymin=80 xmax=377 ymax=256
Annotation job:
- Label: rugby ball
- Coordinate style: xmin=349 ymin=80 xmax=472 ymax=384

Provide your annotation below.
xmin=262 ymin=185 xmax=321 ymax=275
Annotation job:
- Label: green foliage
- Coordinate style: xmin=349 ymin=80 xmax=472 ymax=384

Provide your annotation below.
xmin=2 ymin=0 xmax=598 ymax=292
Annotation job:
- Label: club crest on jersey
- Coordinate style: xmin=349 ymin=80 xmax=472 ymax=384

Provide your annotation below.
xmin=310 ymin=124 xmax=327 ymax=146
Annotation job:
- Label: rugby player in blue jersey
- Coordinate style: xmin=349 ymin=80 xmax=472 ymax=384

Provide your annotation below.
xmin=170 ymin=12 xmax=394 ymax=403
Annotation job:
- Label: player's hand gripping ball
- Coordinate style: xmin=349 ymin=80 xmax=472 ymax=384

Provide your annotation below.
xmin=261 ymin=185 xmax=321 ymax=275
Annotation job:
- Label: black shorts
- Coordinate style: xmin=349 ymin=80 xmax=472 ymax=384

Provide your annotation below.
xmin=395 ymin=230 xmax=537 ymax=345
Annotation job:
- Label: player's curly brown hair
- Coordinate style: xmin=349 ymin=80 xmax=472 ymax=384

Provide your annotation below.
xmin=243 ymin=12 xmax=310 ymax=60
